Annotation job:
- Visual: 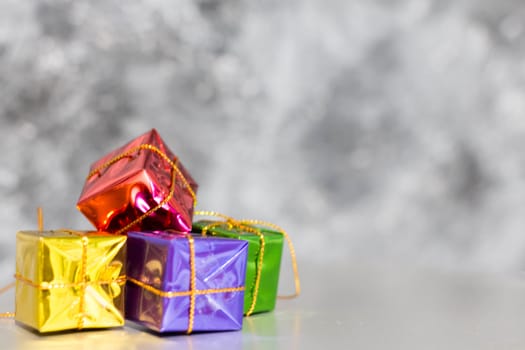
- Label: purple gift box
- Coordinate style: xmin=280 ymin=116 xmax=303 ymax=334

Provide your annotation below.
xmin=125 ymin=231 xmax=248 ymax=333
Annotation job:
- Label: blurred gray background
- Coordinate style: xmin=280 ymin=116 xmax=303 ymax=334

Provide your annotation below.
xmin=1 ymin=0 xmax=525 ymax=282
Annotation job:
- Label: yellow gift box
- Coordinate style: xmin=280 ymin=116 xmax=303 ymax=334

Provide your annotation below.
xmin=15 ymin=230 xmax=126 ymax=333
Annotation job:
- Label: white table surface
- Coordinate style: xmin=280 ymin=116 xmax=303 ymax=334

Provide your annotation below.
xmin=2 ymin=261 xmax=525 ymax=349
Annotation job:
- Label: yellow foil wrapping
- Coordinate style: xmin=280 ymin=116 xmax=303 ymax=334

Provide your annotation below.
xmin=15 ymin=230 xmax=126 ymax=333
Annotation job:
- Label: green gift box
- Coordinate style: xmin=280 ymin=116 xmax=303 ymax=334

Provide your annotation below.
xmin=192 ymin=220 xmax=284 ymax=315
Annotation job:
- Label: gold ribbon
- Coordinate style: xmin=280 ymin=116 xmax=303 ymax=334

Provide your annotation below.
xmin=13 ymin=273 xmax=126 ymax=329
xmin=194 ymin=211 xmax=301 ymax=316
xmin=127 ymin=234 xmax=245 ymax=334
xmin=77 ymin=235 xmax=88 ymax=329
xmin=86 ymin=143 xmax=197 ymax=235
xmin=187 ymin=234 xmax=196 ymax=334
xmin=14 ymin=274 xmax=127 ymax=290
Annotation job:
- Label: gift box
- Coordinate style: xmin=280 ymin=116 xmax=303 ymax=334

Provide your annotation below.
xmin=15 ymin=230 xmax=126 ymax=333
xmin=125 ymin=231 xmax=248 ymax=333
xmin=77 ymin=129 xmax=198 ymax=234
xmin=192 ymin=220 xmax=284 ymax=315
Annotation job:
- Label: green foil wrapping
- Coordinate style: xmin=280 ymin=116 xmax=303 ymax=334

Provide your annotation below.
xmin=192 ymin=220 xmax=284 ymax=315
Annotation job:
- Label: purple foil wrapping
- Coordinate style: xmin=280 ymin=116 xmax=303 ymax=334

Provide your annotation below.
xmin=125 ymin=231 xmax=248 ymax=333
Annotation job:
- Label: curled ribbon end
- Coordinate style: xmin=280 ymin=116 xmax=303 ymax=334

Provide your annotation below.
xmin=0 ymin=281 xmax=16 ymax=319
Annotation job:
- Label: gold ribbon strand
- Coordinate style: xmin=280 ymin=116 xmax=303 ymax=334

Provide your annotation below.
xmin=86 ymin=144 xmax=197 ymax=235
xmin=194 ymin=211 xmax=301 ymax=315
xmin=186 ymin=235 xmax=196 ymax=334
xmin=239 ymin=218 xmax=301 ymax=300
xmin=126 ymin=278 xmax=244 ymax=298
xmin=76 ymin=236 xmax=88 ymax=329
xmin=14 ymin=274 xmax=126 ymax=290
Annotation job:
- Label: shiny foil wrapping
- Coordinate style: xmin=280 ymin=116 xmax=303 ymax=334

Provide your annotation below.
xmin=77 ymin=129 xmax=198 ymax=234
xmin=15 ymin=230 xmax=127 ymax=333
xmin=125 ymin=231 xmax=248 ymax=333
xmin=192 ymin=221 xmax=284 ymax=315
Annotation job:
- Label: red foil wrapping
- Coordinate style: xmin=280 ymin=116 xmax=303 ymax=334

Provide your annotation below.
xmin=77 ymin=129 xmax=198 ymax=234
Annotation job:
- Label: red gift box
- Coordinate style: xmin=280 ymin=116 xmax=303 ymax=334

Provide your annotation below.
xmin=77 ymin=129 xmax=198 ymax=234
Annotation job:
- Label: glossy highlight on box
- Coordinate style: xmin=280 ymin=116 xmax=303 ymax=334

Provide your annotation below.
xmin=15 ymin=230 xmax=126 ymax=333
xmin=77 ymin=129 xmax=198 ymax=234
